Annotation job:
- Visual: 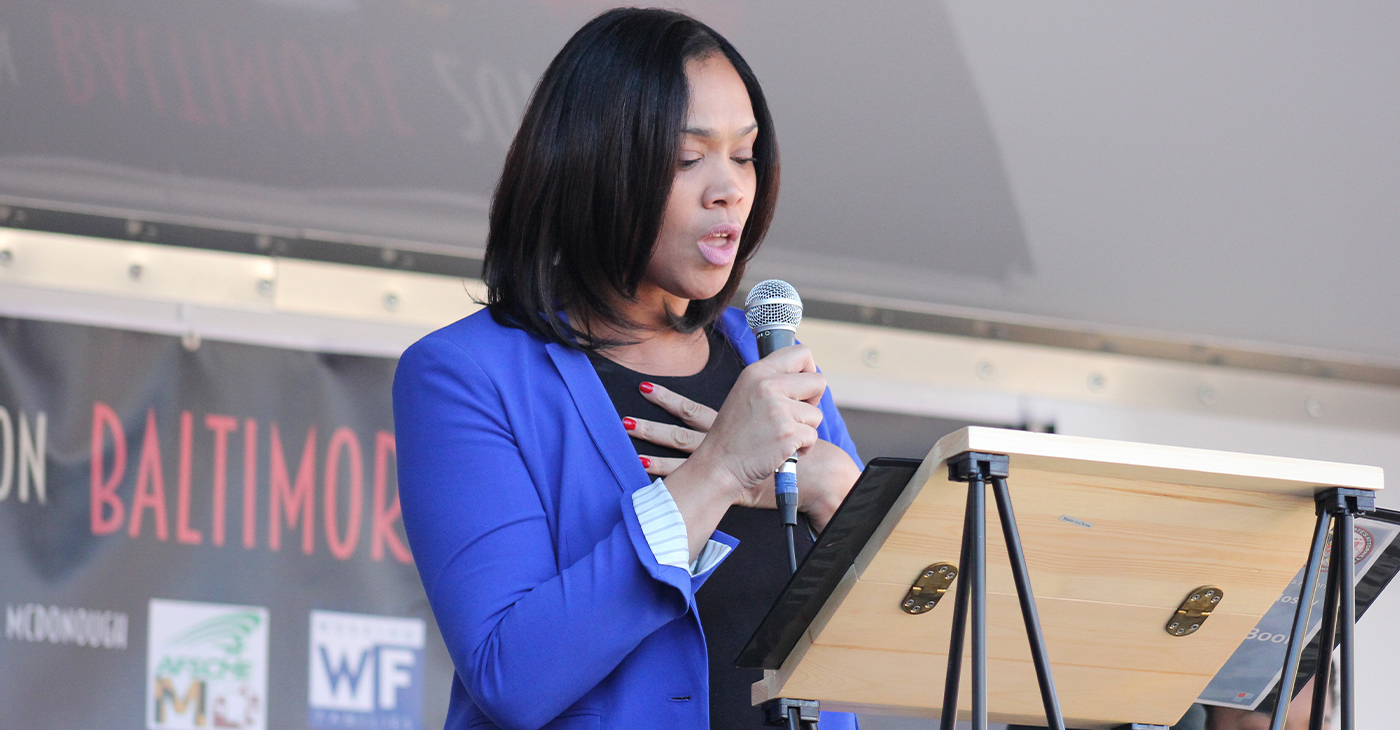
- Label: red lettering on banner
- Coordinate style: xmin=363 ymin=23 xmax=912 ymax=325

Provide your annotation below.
xmin=85 ymin=401 xmax=401 ymax=565
xmin=129 ymin=409 xmax=169 ymax=541
xmin=50 ymin=10 xmax=95 ymax=106
xmin=281 ymin=39 xmax=327 ymax=137
xmin=90 ymin=401 xmax=127 ymax=535
xmin=196 ymin=30 xmax=229 ymax=127
xmin=205 ymin=414 xmax=237 ymax=547
xmin=242 ymin=418 xmax=258 ymax=549
xmin=133 ymin=25 xmax=166 ymax=115
xmin=372 ymin=431 xmax=411 ymax=563
xmin=324 ymin=427 xmax=364 ymax=561
xmin=42 ymin=10 xmax=423 ymax=142
xmin=372 ymin=46 xmax=416 ymax=138
xmin=224 ymin=39 xmax=284 ymax=127
xmin=269 ymin=423 xmax=316 ymax=554
xmin=176 ymin=411 xmax=203 ymax=545
xmin=323 ymin=46 xmax=373 ymax=137
xmin=168 ymin=29 xmax=207 ymax=125
xmin=87 ymin=18 xmax=129 ymax=104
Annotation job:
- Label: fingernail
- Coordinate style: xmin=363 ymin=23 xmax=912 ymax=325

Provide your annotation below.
xmin=622 ymin=417 xmax=636 ymax=431
xmin=639 ymin=381 xmax=654 ymax=394
xmin=639 ymin=456 xmax=651 ymax=468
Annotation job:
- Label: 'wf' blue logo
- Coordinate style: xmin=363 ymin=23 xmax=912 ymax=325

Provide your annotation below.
xmin=308 ymin=611 xmax=425 ymax=730
xmin=319 ymin=646 xmax=372 ymax=696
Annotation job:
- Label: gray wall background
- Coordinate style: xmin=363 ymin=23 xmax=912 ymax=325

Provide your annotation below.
xmin=3 ymin=1 xmax=1398 ymax=361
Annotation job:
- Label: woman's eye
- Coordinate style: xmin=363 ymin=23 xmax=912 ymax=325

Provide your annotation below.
xmin=732 ymin=156 xmax=756 ymax=166
xmin=678 ymin=157 xmax=702 ymax=170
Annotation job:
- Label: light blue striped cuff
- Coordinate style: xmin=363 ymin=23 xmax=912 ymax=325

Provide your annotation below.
xmin=631 ymin=478 xmax=733 ymax=576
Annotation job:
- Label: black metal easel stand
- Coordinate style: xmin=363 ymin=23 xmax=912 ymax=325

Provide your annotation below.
xmin=1270 ymin=487 xmax=1374 ymax=730
xmin=940 ymin=451 xmax=1067 ymax=730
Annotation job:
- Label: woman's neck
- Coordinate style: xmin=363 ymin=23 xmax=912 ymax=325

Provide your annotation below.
xmin=581 ymin=289 xmax=711 ymax=377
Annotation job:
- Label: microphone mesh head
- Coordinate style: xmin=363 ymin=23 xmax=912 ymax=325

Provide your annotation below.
xmin=744 ymin=279 xmax=803 ymax=333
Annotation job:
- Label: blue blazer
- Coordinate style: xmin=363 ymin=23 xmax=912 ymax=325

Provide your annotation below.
xmin=393 ymin=307 xmax=861 ymax=730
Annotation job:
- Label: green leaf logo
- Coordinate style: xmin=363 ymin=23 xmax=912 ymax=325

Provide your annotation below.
xmin=163 ymin=611 xmax=262 ymax=656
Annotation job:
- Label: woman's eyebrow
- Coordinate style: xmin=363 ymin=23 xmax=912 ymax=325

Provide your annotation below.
xmin=682 ymin=122 xmax=759 ymax=139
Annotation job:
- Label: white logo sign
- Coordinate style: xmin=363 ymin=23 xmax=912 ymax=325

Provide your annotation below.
xmin=146 ymin=599 xmax=269 ymax=730
xmin=308 ymin=610 xmax=425 ymax=730
xmin=6 ymin=603 xmax=128 ymax=648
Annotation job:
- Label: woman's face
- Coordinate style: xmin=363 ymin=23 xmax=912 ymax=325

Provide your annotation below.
xmin=641 ymin=54 xmax=759 ymax=307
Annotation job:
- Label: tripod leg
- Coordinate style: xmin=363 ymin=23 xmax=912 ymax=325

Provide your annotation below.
xmin=1338 ymin=510 xmax=1356 ymax=730
xmin=1270 ymin=509 xmax=1331 ymax=730
xmin=940 ymin=480 xmax=978 ymax=730
xmin=992 ymin=476 xmax=1066 ymax=730
xmin=1308 ymin=518 xmax=1344 ymax=730
xmin=970 ymin=474 xmax=988 ymax=730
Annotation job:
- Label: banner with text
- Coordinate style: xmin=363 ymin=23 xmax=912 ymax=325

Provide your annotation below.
xmin=0 ymin=316 xmax=450 ymax=730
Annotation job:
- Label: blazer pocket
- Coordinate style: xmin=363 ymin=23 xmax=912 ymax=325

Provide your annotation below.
xmin=469 ymin=710 xmax=601 ymax=730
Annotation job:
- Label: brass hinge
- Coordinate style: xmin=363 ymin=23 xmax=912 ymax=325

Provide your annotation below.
xmin=901 ymin=562 xmax=958 ymax=615
xmin=1166 ymin=585 xmax=1223 ymax=637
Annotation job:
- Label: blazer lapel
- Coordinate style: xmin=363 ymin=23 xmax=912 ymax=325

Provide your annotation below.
xmin=545 ymin=341 xmax=647 ymax=493
xmin=716 ymin=308 xmax=759 ymax=365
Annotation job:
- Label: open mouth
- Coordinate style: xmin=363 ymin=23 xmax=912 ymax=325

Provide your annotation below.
xmin=697 ymin=224 xmax=741 ymax=266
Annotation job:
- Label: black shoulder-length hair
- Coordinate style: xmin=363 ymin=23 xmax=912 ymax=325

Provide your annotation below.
xmin=482 ymin=7 xmax=779 ymax=348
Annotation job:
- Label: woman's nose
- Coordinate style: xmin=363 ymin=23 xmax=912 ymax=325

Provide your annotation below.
xmin=704 ymin=171 xmax=743 ymax=209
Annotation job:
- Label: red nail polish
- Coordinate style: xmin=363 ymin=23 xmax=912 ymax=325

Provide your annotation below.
xmin=639 ymin=456 xmax=651 ymax=468
xmin=622 ymin=417 xmax=636 ymax=431
xmin=639 ymin=382 xmax=654 ymax=394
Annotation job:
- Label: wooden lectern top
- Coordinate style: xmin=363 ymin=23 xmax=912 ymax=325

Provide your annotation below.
xmin=747 ymin=427 xmax=1382 ymax=728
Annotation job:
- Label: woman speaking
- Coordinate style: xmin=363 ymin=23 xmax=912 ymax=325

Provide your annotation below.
xmin=393 ymin=9 xmax=863 ymax=729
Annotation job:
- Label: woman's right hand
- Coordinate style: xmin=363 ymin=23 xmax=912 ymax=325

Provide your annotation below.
xmin=661 ymin=345 xmax=828 ymax=552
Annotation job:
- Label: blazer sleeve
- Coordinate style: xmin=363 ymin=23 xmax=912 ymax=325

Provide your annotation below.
xmin=393 ymin=336 xmax=707 ymax=730
xmin=817 ymin=376 xmax=863 ymax=469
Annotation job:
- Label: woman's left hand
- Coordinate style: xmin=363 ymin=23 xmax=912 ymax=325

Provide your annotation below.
xmin=626 ymin=382 xmax=861 ymax=532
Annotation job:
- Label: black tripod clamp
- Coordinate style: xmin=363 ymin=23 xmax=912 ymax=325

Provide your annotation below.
xmin=947 ymin=451 xmax=1010 ymax=482
xmin=761 ymin=697 xmax=821 ymax=729
xmin=1315 ymin=486 xmax=1375 ymax=520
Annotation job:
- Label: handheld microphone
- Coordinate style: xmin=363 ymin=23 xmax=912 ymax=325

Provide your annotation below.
xmin=744 ymin=280 xmax=804 ymax=540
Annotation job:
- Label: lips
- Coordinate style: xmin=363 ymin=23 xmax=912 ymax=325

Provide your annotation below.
xmin=697 ymin=223 xmax=742 ymax=266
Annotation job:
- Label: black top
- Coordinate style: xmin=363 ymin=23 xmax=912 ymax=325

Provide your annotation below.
xmin=588 ymin=327 xmax=815 ymax=729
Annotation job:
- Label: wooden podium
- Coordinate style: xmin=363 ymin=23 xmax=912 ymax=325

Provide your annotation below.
xmin=738 ymin=427 xmax=1383 ymax=729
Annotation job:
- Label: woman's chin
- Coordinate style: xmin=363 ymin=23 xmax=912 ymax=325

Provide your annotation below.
xmin=686 ymin=279 xmax=732 ymax=303
xmin=659 ymin=271 xmax=730 ymax=303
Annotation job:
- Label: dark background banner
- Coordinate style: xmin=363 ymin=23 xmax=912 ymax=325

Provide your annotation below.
xmin=0 ymin=0 xmax=614 ymax=247
xmin=0 ymin=0 xmax=1031 ymax=286
xmin=0 ymin=316 xmax=453 ymax=730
